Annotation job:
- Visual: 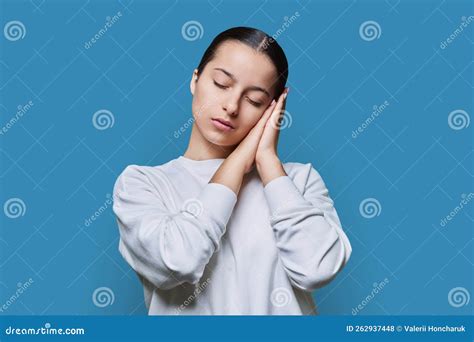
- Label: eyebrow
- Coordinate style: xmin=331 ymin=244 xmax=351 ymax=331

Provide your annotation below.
xmin=213 ymin=67 xmax=270 ymax=97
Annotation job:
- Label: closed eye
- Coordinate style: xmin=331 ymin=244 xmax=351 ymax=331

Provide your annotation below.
xmin=246 ymin=97 xmax=262 ymax=107
xmin=214 ymin=80 xmax=262 ymax=107
xmin=213 ymin=81 xmax=228 ymax=89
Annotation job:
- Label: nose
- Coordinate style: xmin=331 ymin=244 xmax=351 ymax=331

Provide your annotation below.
xmin=222 ymin=93 xmax=239 ymax=117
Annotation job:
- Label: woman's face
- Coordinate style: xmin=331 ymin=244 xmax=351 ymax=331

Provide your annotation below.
xmin=190 ymin=40 xmax=278 ymax=147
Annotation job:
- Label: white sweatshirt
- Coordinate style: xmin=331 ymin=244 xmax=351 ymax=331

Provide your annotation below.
xmin=112 ymin=156 xmax=352 ymax=315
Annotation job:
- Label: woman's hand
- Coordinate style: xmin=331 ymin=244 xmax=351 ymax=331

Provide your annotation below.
xmin=229 ymin=98 xmax=278 ymax=174
xmin=209 ymin=99 xmax=277 ymax=194
xmin=255 ymin=88 xmax=289 ymax=186
xmin=255 ymin=87 xmax=289 ymax=161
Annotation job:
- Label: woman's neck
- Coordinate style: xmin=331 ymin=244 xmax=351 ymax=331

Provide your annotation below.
xmin=183 ymin=123 xmax=235 ymax=161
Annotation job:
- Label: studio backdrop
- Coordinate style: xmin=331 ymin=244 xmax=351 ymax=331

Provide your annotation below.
xmin=0 ymin=0 xmax=472 ymax=316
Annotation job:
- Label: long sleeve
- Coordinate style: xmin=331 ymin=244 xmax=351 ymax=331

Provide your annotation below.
xmin=112 ymin=165 xmax=237 ymax=290
xmin=263 ymin=164 xmax=352 ymax=292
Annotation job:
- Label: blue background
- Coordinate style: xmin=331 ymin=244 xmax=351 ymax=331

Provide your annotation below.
xmin=0 ymin=0 xmax=472 ymax=316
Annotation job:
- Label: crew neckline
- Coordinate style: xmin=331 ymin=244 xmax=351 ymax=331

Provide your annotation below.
xmin=177 ymin=155 xmax=226 ymax=166
xmin=176 ymin=155 xmax=259 ymax=176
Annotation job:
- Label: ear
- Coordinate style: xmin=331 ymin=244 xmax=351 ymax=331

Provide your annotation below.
xmin=190 ymin=69 xmax=199 ymax=96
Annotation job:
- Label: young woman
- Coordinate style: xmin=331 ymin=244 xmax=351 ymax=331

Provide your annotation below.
xmin=113 ymin=27 xmax=352 ymax=315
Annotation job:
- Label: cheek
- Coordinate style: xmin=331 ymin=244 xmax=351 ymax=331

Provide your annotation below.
xmin=237 ymin=108 xmax=264 ymax=131
xmin=192 ymin=85 xmax=220 ymax=119
xmin=244 ymin=104 xmax=266 ymax=123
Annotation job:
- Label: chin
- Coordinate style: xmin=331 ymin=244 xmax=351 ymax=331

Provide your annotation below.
xmin=196 ymin=120 xmax=242 ymax=147
xmin=205 ymin=134 xmax=238 ymax=147
xmin=200 ymin=127 xmax=238 ymax=147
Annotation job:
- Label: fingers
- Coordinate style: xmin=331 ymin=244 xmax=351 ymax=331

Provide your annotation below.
xmin=262 ymin=99 xmax=277 ymax=122
xmin=247 ymin=88 xmax=287 ymax=138
xmin=268 ymin=87 xmax=289 ymax=129
xmin=274 ymin=87 xmax=289 ymax=115
xmin=241 ymin=100 xmax=276 ymax=144
xmin=254 ymin=99 xmax=277 ymax=131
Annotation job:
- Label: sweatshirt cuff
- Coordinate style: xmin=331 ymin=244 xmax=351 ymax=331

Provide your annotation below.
xmin=263 ymin=176 xmax=307 ymax=213
xmin=198 ymin=182 xmax=238 ymax=225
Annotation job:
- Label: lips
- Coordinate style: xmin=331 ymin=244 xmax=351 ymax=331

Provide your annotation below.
xmin=212 ymin=118 xmax=234 ymax=129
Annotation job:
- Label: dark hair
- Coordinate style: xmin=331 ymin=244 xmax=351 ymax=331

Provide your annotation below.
xmin=196 ymin=27 xmax=288 ymax=99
